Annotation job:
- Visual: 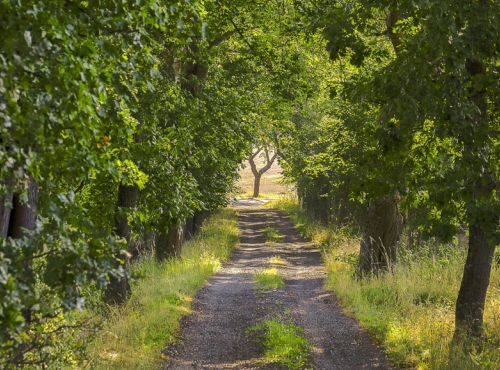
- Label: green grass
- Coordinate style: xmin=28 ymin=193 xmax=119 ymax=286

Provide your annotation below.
xmin=84 ymin=208 xmax=239 ymax=370
xmin=253 ymin=267 xmax=285 ymax=290
xmin=247 ymin=317 xmax=311 ymax=368
xmin=269 ymin=255 xmax=285 ymax=264
xmin=269 ymin=195 xmax=500 ymax=370
xmin=264 ymin=226 xmax=283 ymax=243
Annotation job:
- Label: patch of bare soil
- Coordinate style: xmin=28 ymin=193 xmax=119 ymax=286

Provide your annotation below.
xmin=162 ymin=204 xmax=394 ymax=369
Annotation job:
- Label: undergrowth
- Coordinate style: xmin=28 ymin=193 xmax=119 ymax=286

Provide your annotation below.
xmin=269 ymin=195 xmax=500 ymax=370
xmin=83 ymin=208 xmax=239 ymax=370
xmin=247 ymin=316 xmax=311 ymax=368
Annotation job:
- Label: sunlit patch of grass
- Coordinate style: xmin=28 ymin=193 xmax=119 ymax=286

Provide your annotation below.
xmin=269 ymin=255 xmax=285 ymax=264
xmin=253 ymin=267 xmax=284 ymax=290
xmin=85 ymin=208 xmax=239 ymax=370
xmin=264 ymin=227 xmax=283 ymax=243
xmin=247 ymin=316 xmax=311 ymax=369
xmin=269 ymin=197 xmax=500 ymax=370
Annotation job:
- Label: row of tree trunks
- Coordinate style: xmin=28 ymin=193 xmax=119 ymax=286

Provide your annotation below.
xmin=104 ymin=32 xmax=232 ymax=303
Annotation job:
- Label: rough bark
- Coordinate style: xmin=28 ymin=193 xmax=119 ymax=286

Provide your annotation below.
xmin=385 ymin=10 xmax=403 ymax=55
xmin=455 ymin=224 xmax=495 ymax=336
xmin=155 ymin=223 xmax=184 ymax=261
xmin=10 ymin=176 xmax=39 ymax=240
xmin=104 ymin=183 xmax=138 ymax=304
xmin=357 ymin=193 xmax=403 ymax=274
xmin=0 ymin=175 xmax=38 ymax=240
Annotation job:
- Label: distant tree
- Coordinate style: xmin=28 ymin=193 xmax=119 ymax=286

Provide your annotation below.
xmin=248 ymin=142 xmax=278 ymax=198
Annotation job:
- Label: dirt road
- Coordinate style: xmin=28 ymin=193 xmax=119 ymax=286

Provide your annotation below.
xmin=163 ymin=202 xmax=393 ymax=369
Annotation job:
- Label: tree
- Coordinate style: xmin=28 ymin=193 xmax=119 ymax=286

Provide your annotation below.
xmin=248 ymin=144 xmax=278 ymax=198
xmin=296 ymin=0 xmax=500 ymax=337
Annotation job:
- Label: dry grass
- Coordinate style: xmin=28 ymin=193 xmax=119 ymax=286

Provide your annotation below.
xmin=236 ymin=155 xmax=292 ymax=197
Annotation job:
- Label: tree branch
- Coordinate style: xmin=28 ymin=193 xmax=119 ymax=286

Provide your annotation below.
xmin=208 ymin=30 xmax=238 ymax=50
xmin=248 ymin=154 xmax=259 ymax=177
xmin=230 ymin=19 xmax=253 ymax=50
xmin=250 ymin=149 xmax=261 ymax=160
xmin=258 ymin=152 xmax=278 ymax=175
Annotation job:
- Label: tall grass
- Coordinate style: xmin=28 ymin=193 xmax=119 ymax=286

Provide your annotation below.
xmin=270 ymin=195 xmax=500 ymax=370
xmin=83 ymin=208 xmax=239 ymax=369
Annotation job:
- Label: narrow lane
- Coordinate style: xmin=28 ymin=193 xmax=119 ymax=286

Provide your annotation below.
xmin=163 ymin=204 xmax=393 ymax=369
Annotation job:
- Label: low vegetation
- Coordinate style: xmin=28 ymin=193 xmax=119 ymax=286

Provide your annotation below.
xmin=252 ymin=267 xmax=285 ymax=290
xmin=269 ymin=255 xmax=286 ymax=264
xmin=247 ymin=316 xmax=311 ymax=369
xmin=84 ymin=208 xmax=239 ymax=370
xmin=270 ymin=195 xmax=500 ymax=370
xmin=264 ymin=226 xmax=284 ymax=243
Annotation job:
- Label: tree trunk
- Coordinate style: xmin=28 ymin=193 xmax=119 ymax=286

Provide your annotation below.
xmin=193 ymin=210 xmax=210 ymax=234
xmin=10 ymin=177 xmax=39 ymax=240
xmin=253 ymin=173 xmax=261 ymax=198
xmin=455 ymin=224 xmax=495 ymax=337
xmin=454 ymin=55 xmax=493 ymax=337
xmin=357 ymin=193 xmax=403 ymax=274
xmin=0 ymin=175 xmax=39 ymax=240
xmin=0 ymin=175 xmax=14 ymax=238
xmin=104 ymin=183 xmax=138 ymax=304
xmin=0 ymin=175 xmax=38 ymax=325
xmin=155 ymin=222 xmax=184 ymax=261
xmin=185 ymin=216 xmax=194 ymax=241
xmin=355 ymin=11 xmax=404 ymax=275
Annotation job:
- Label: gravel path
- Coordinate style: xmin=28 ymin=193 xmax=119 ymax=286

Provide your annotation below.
xmin=162 ymin=203 xmax=394 ymax=369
